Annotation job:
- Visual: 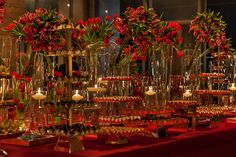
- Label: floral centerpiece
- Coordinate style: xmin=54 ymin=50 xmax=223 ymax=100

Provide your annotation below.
xmin=3 ymin=8 xmax=66 ymax=52
xmin=114 ymin=5 xmax=183 ymax=64
xmin=3 ymin=8 xmax=67 ymax=92
xmin=114 ymin=5 xmax=164 ymax=63
xmin=190 ymin=11 xmax=227 ymax=50
xmin=187 ymin=10 xmax=234 ymax=71
xmin=73 ymin=16 xmax=114 ymax=49
xmin=158 ymin=21 xmax=183 ymax=57
xmin=73 ymin=16 xmax=117 ymax=83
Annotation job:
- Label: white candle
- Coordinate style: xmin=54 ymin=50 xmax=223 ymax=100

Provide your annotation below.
xmin=38 ymin=88 xmax=41 ymax=94
xmin=145 ymin=86 xmax=156 ymax=96
xmin=32 ymin=88 xmax=46 ymax=100
xmin=229 ymin=83 xmax=236 ymax=91
xmin=87 ymin=84 xmax=107 ymax=92
xmin=72 ymin=90 xmax=84 ymax=101
xmin=97 ymin=78 xmax=108 ymax=85
xmin=183 ymin=89 xmax=192 ymax=97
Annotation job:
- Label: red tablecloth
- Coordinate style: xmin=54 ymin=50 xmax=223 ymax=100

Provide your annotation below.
xmin=1 ymin=122 xmax=236 ymax=157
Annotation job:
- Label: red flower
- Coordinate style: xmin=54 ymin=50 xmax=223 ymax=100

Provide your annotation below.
xmin=54 ymin=71 xmax=62 ymax=78
xmin=48 ymin=82 xmax=54 ymax=88
xmin=167 ymin=32 xmax=173 ymax=38
xmin=79 ymin=29 xmax=85 ymax=36
xmin=143 ymin=32 xmax=148 ymax=36
xmin=25 ymin=76 xmax=31 ymax=82
xmin=171 ymin=31 xmax=177 ymax=36
xmin=104 ymin=38 xmax=109 ymax=44
xmin=115 ymin=38 xmax=123 ymax=45
xmin=13 ymin=98 xmax=19 ymax=104
xmin=155 ymin=37 xmax=161 ymax=43
xmin=168 ymin=21 xmax=181 ymax=31
xmin=139 ymin=56 xmax=147 ymax=61
xmin=57 ymin=89 xmax=64 ymax=95
xmin=123 ymin=47 xmax=130 ymax=55
xmin=105 ymin=15 xmax=110 ymax=21
xmin=35 ymin=8 xmax=47 ymax=14
xmin=16 ymin=74 xmax=22 ymax=80
xmin=91 ymin=25 xmax=99 ymax=32
xmin=95 ymin=17 xmax=102 ymax=24
xmin=25 ymin=61 xmax=29 ymax=67
xmin=19 ymin=82 xmax=25 ymax=92
xmin=77 ymin=19 xmax=84 ymax=25
xmin=177 ymin=36 xmax=183 ymax=44
xmin=72 ymin=32 xmax=78 ymax=39
xmin=177 ymin=50 xmax=183 ymax=58
xmin=17 ymin=103 xmax=25 ymax=111
xmin=87 ymin=18 xmax=94 ymax=25
xmin=163 ymin=37 xmax=171 ymax=44
xmin=113 ymin=14 xmax=119 ymax=19
xmin=10 ymin=71 xmax=17 ymax=78
xmin=4 ymin=22 xmax=15 ymax=31
xmin=27 ymin=88 xmax=31 ymax=94
xmin=0 ymin=0 xmax=6 ymax=6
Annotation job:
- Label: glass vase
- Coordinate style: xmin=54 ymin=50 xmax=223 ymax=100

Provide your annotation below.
xmin=33 ymin=52 xmax=45 ymax=90
xmin=12 ymin=76 xmax=32 ymax=131
xmin=182 ymin=47 xmax=201 ymax=99
xmin=156 ymin=46 xmax=174 ymax=108
xmin=86 ymin=43 xmax=120 ymax=86
xmin=16 ymin=113 xmax=27 ymax=131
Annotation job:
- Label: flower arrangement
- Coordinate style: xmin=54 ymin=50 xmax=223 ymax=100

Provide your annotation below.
xmin=189 ymin=11 xmax=226 ymax=49
xmin=114 ymin=5 xmax=183 ymax=63
xmin=73 ymin=16 xmax=114 ymax=49
xmin=114 ymin=6 xmax=163 ymax=62
xmin=158 ymin=21 xmax=183 ymax=58
xmin=3 ymin=8 xmax=66 ymax=52
xmin=187 ymin=11 xmax=235 ymax=71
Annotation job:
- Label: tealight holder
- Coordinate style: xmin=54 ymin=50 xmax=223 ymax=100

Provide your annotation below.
xmin=87 ymin=84 xmax=107 ymax=92
xmin=72 ymin=90 xmax=84 ymax=101
xmin=183 ymin=89 xmax=192 ymax=98
xmin=144 ymin=86 xmax=157 ymax=109
xmin=145 ymin=86 xmax=156 ymax=96
xmin=229 ymin=83 xmax=236 ymax=91
xmin=32 ymin=88 xmax=47 ymax=127
xmin=32 ymin=88 xmax=46 ymax=100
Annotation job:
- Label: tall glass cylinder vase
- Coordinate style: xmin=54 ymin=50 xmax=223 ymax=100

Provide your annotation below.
xmin=182 ymin=47 xmax=201 ymax=100
xmin=157 ymin=46 xmax=173 ymax=108
xmin=33 ymin=52 xmax=45 ymax=90
xmin=87 ymin=43 xmax=120 ymax=86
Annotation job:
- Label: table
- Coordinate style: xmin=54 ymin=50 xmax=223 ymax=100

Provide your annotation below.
xmin=1 ymin=122 xmax=236 ymax=157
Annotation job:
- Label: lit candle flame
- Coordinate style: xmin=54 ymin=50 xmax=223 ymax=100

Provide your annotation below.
xmin=148 ymin=86 xmax=153 ymax=91
xmin=37 ymin=88 xmax=41 ymax=94
xmin=230 ymin=83 xmax=236 ymax=91
xmin=183 ymin=89 xmax=192 ymax=97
